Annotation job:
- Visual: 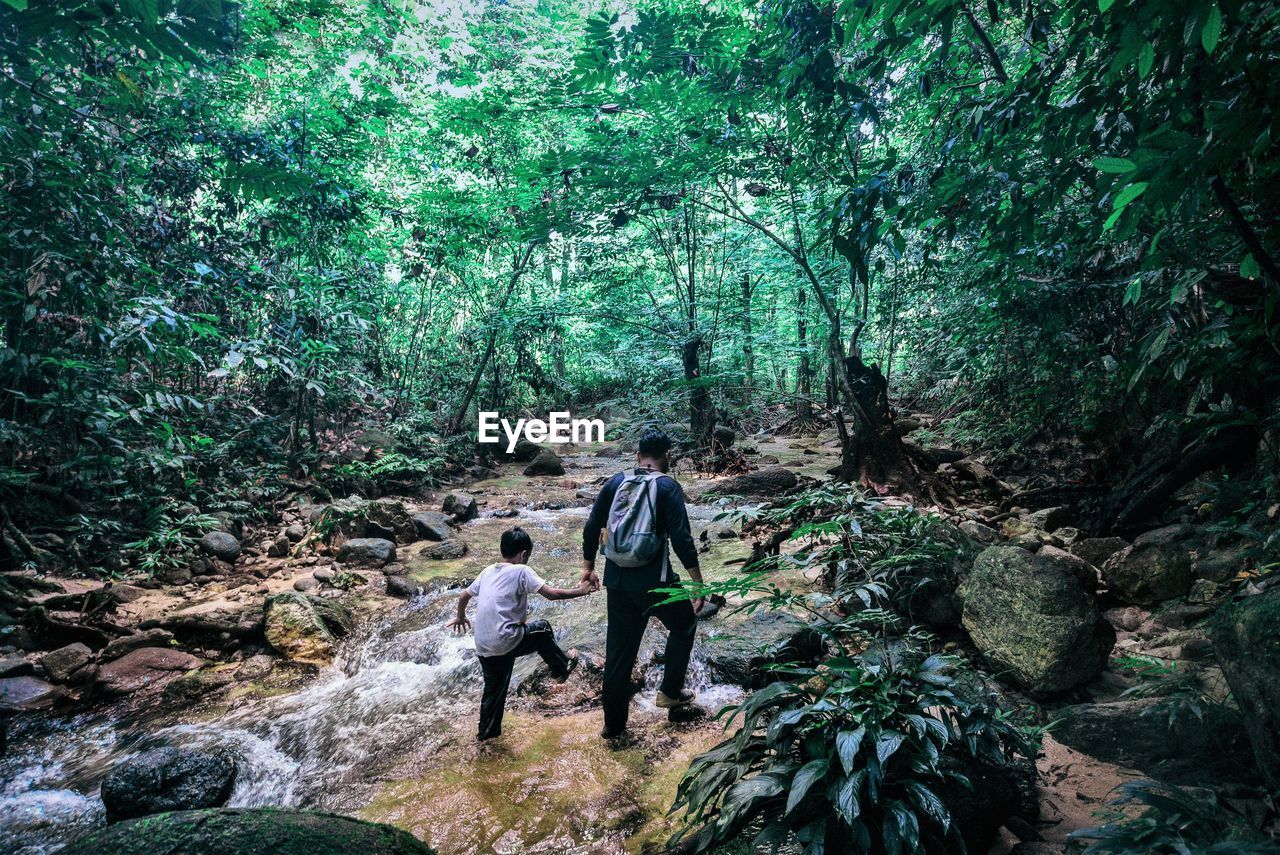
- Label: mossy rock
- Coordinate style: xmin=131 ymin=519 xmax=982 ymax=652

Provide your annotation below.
xmin=60 ymin=807 xmax=435 ymax=854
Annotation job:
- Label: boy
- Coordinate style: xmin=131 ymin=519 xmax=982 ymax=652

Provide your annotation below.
xmin=447 ymin=526 xmax=592 ymax=741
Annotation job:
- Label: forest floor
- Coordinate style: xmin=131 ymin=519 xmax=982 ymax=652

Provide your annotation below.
xmin=0 ymin=431 xmax=1249 ymax=854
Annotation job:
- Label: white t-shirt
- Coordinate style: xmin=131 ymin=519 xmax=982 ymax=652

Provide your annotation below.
xmin=467 ymin=562 xmax=547 ymax=657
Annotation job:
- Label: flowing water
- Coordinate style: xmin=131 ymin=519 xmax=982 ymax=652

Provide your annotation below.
xmin=0 ymin=445 xmax=817 ymax=854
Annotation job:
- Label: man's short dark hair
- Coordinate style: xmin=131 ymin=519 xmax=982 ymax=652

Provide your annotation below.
xmin=500 ymin=526 xmax=533 ymax=559
xmin=637 ymin=428 xmax=673 ymax=458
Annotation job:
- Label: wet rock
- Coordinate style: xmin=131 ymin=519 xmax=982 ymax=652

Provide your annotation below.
xmin=1192 ymin=545 xmax=1250 ymax=583
xmin=0 ymin=675 xmax=62 ymax=709
xmin=710 ymin=466 xmax=798 ymax=496
xmin=501 ymin=437 xmax=542 ymax=463
xmin=442 ymin=492 xmax=478 ymax=523
xmin=410 ymin=511 xmax=454 ymax=542
xmin=523 ymin=448 xmax=566 ymax=476
xmin=1024 ymin=506 xmax=1073 ymax=532
xmin=1103 ymin=606 xmax=1146 ymax=632
xmin=936 ymin=752 xmax=1037 ymax=853
xmin=958 ymin=545 xmax=1114 ymax=694
xmin=262 ymin=593 xmax=354 ymax=666
xmin=959 ymin=520 xmax=1001 ymax=544
xmin=336 ymin=537 xmax=396 ymax=567
xmin=199 ymin=532 xmax=241 ymax=564
xmin=1101 ymin=525 xmax=1196 ymax=605
xmin=96 ymin=648 xmax=203 ymax=696
xmin=702 ymin=611 xmax=825 ymax=689
xmin=467 ymin=465 xmax=498 ymax=480
xmin=60 ymin=807 xmax=437 ymax=854
xmin=421 ymin=539 xmax=468 ymax=560
xmin=163 ymin=669 xmax=235 ymax=705
xmin=99 ymin=627 xmax=174 ymax=660
xmin=490 ymin=507 xmax=520 ymax=518
xmin=328 ymin=570 xmax=367 ymax=591
xmin=0 ymin=656 xmax=34 ymax=678
xmin=1053 ymin=697 xmax=1256 ymax=785
xmin=385 ymin=575 xmax=420 ymax=599
xmin=39 ymin=642 xmax=92 ymax=683
xmin=1210 ymin=585 xmax=1280 ymax=789
xmin=316 ymin=498 xmax=419 ymax=545
xmin=101 ymin=747 xmax=237 ymax=821
xmin=757 ymin=454 xmax=780 ymax=465
xmin=1187 ymin=578 xmax=1219 ymax=603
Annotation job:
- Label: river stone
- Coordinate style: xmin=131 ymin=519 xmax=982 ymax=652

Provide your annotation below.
xmin=263 ymin=593 xmax=354 ymax=666
xmin=1192 ymin=545 xmax=1250 ymax=583
xmin=385 ymin=575 xmax=420 ymax=599
xmin=1070 ymin=536 xmax=1129 ymax=569
xmin=1101 ymin=525 xmax=1196 ymax=605
xmin=410 ymin=511 xmax=454 ymax=542
xmin=293 ymin=575 xmax=320 ymax=593
xmin=285 ymin=524 xmax=306 ymax=543
xmin=1023 ymin=506 xmax=1072 ymax=532
xmin=0 ymin=675 xmax=62 ymax=709
xmin=336 ymin=538 xmax=396 ymax=567
xmin=1210 ymin=585 xmax=1280 ymax=790
xmin=39 ymin=642 xmax=92 ymax=683
xmin=442 ymin=492 xmax=478 ymax=522
xmin=1053 ymin=696 xmax=1256 ymax=785
xmin=711 ymin=466 xmax=798 ymax=496
xmin=199 ymin=532 xmax=241 ymax=564
xmin=60 ymin=808 xmax=437 ymax=854
xmin=0 ymin=656 xmax=34 ymax=678
xmin=522 ymin=448 xmax=565 ymax=476
xmin=712 ymin=425 xmax=736 ymax=447
xmin=500 ymin=437 xmax=542 ymax=463
xmin=316 ymin=498 xmax=418 ymax=545
xmin=958 ymin=545 xmax=1114 ymax=694
xmin=959 ymin=520 xmax=1001 ymax=544
xmin=96 ymin=648 xmax=203 ymax=696
xmin=421 ymin=539 xmax=468 ymax=560
xmin=702 ymin=611 xmax=825 ymax=689
xmin=101 ymin=747 xmax=237 ymax=821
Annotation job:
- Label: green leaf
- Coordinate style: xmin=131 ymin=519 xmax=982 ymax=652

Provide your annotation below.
xmin=1202 ymin=4 xmax=1222 ymax=54
xmin=786 ymin=759 xmax=830 ymax=814
xmin=1 ymin=0 xmax=28 ymax=9
xmin=1123 ymin=277 xmax=1142 ymax=305
xmin=1138 ymin=42 xmax=1154 ymax=77
xmin=1112 ymin=181 xmax=1149 ymax=210
xmin=1093 ymin=157 xmax=1136 ymax=174
xmin=1240 ymin=253 xmax=1260 ymax=279
xmin=1098 ymin=0 xmax=1117 ymax=11
xmin=836 ymin=728 xmax=866 ymax=774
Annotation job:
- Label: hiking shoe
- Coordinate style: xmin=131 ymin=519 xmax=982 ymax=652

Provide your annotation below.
xmin=601 ymin=728 xmax=637 ymax=749
xmin=655 ymin=688 xmax=697 ymax=708
xmin=551 ymin=656 xmax=580 ymax=684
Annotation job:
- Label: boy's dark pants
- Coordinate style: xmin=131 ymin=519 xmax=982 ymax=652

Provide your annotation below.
xmin=602 ymin=587 xmax=697 ymax=735
xmin=477 ymin=619 xmax=571 ymax=740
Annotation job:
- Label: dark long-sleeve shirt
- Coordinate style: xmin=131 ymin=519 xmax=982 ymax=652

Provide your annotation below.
xmin=583 ymin=468 xmax=700 ymax=592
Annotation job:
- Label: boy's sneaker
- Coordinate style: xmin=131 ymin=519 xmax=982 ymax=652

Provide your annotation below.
xmin=551 ymin=656 xmax=580 ymax=684
xmin=655 ymin=688 xmax=697 ymax=708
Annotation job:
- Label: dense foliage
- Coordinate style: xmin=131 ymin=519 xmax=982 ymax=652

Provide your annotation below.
xmin=3 ymin=1 xmax=1276 ymax=552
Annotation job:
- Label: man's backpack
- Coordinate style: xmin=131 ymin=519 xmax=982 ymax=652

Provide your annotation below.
xmin=602 ymin=468 xmax=665 ymax=568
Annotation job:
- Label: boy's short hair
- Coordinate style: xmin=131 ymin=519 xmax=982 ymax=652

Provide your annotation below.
xmin=637 ymin=428 xmax=673 ymax=458
xmin=500 ymin=526 xmax=534 ymax=559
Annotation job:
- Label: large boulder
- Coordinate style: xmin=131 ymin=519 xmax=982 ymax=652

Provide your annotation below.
xmin=702 ymin=611 xmax=825 ymax=689
xmin=96 ymin=648 xmax=203 ymax=696
xmin=101 ymin=628 xmax=176 ymax=662
xmin=410 ymin=511 xmax=454 ymax=542
xmin=315 ymin=498 xmax=418 ymax=545
xmin=1210 ymin=586 xmax=1280 ymax=789
xmin=710 ymin=466 xmax=798 ymax=496
xmin=1070 ymin=536 xmax=1129 ymax=570
xmin=39 ymin=642 xmax=92 ymax=683
xmin=199 ymin=532 xmax=240 ymax=564
xmin=101 ymin=747 xmax=237 ymax=821
xmin=1101 ymin=525 xmax=1197 ymax=605
xmin=336 ymin=538 xmax=396 ymax=567
xmin=421 ymin=539 xmax=468 ymax=560
xmin=0 ymin=675 xmax=62 ymax=710
xmin=499 ymin=437 xmax=542 ymax=463
xmin=442 ymin=493 xmax=478 ymax=523
xmin=522 ymin=448 xmax=565 ymax=476
xmin=1023 ymin=506 xmax=1073 ymax=532
xmin=1052 ymin=696 xmax=1256 ymax=786
xmin=262 ymin=593 xmax=354 ymax=666
xmin=60 ymin=808 xmax=436 ymax=855
xmin=958 ymin=545 xmax=1114 ymax=694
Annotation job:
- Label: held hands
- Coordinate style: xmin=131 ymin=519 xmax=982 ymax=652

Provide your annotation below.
xmin=446 ymin=616 xmax=472 ymax=635
xmin=580 ymin=560 xmax=602 ymax=593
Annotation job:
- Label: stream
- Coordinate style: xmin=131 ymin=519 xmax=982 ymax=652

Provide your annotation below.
xmin=0 ymin=443 xmax=822 ymax=854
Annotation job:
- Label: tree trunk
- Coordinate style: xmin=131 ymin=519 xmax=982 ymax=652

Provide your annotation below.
xmin=795 ymin=285 xmax=813 ymax=423
xmin=741 ymin=272 xmax=754 ymax=406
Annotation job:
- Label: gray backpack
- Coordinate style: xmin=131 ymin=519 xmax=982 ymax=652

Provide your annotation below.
xmin=603 ymin=469 xmax=665 ymax=568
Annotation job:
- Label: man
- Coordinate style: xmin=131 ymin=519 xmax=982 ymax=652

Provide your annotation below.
xmin=581 ymin=427 xmax=705 ymax=741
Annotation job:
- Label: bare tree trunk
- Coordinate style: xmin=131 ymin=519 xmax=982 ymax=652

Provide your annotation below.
xmin=685 ymin=206 xmax=714 ymax=445
xmin=796 ymin=285 xmax=813 ymax=423
xmin=741 ymin=272 xmax=754 ymax=406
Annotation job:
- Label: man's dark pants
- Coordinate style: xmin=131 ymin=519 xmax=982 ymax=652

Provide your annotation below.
xmin=477 ymin=619 xmax=571 ymax=740
xmin=602 ymin=587 xmax=697 ymax=735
